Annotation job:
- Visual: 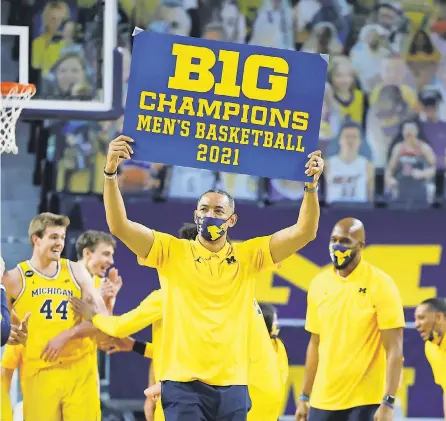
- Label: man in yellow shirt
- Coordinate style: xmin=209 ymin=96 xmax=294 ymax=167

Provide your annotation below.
xmin=71 ymin=291 xmax=286 ymax=421
xmin=259 ymin=303 xmax=289 ymax=397
xmin=414 ymin=298 xmax=446 ymax=419
xmin=295 ymin=217 xmax=405 ymax=421
xmin=36 ymin=230 xmax=121 ymax=362
xmin=1 ymin=214 xmax=109 ymax=421
xmin=71 ymin=223 xmax=287 ymax=421
xmin=103 ymin=136 xmax=324 ymax=421
xmin=1 ymin=230 xmax=121 ymax=421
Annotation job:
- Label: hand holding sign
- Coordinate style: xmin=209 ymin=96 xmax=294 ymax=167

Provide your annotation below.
xmin=105 ymin=135 xmax=134 ymax=174
xmin=304 ymin=150 xmax=324 ymax=186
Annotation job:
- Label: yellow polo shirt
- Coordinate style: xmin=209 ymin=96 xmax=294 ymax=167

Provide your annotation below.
xmin=306 ymin=260 xmax=405 ymax=410
xmin=425 ymin=340 xmax=446 ymax=390
xmin=139 ymin=231 xmax=274 ymax=385
xmin=93 ymin=291 xmax=282 ymax=420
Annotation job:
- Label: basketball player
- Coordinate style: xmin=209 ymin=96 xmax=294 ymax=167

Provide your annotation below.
xmin=71 ymin=223 xmax=293 ymax=421
xmin=295 ymin=218 xmax=405 ymax=421
xmin=324 ymin=121 xmax=374 ymax=204
xmin=1 ymin=230 xmax=120 ymax=421
xmin=75 ymin=230 xmax=121 ymax=312
xmin=1 ymin=213 xmax=108 ymax=421
xmin=38 ymin=229 xmax=121 ymax=363
xmin=414 ymin=298 xmax=446 ymax=417
xmin=103 ymin=135 xmax=323 ymax=421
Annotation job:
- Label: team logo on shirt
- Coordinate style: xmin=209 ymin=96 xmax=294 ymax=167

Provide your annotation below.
xmin=25 ymin=270 xmax=34 ymax=277
xmin=358 ymin=288 xmax=367 ymax=294
xmin=226 ymin=256 xmax=236 ymax=265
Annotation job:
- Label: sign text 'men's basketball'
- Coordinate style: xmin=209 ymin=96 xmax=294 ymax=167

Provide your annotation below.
xmin=123 ymin=31 xmax=328 ymax=181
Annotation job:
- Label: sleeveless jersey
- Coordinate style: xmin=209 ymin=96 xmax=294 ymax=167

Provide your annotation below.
xmin=14 ymin=259 xmax=92 ymax=374
xmin=326 ymin=155 xmax=368 ymax=203
xmin=334 ymin=89 xmax=364 ymax=125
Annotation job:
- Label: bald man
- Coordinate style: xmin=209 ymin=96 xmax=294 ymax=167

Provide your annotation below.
xmin=295 ymin=218 xmax=405 ymax=421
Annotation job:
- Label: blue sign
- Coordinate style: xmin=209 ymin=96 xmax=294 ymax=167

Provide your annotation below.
xmin=123 ymin=31 xmax=328 ymax=181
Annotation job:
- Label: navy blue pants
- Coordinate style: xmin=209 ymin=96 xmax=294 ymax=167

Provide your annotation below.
xmin=309 ymin=405 xmax=379 ymax=421
xmin=161 ymin=380 xmax=251 ymax=421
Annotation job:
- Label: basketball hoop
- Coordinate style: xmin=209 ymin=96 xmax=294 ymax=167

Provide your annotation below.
xmin=0 ymin=82 xmax=36 ymax=155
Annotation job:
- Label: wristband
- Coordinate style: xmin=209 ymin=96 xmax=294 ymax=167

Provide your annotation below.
xmin=132 ymin=340 xmax=146 ymax=356
xmin=382 ymin=401 xmax=394 ymax=409
xmin=104 ymin=168 xmax=118 ymax=179
xmin=304 ymin=184 xmax=319 ymax=193
xmin=298 ymin=393 xmax=310 ymax=402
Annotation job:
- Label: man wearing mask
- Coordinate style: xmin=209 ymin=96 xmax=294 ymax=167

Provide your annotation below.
xmin=102 ymin=135 xmax=323 ymax=421
xmin=414 ymin=298 xmax=446 ymax=419
xmin=295 ymin=217 xmax=405 ymax=421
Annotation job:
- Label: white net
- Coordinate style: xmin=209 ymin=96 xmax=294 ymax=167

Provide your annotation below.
xmin=0 ymin=83 xmax=36 ymax=154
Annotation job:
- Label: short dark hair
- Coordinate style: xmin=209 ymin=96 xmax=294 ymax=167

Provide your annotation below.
xmin=76 ymin=230 xmax=116 ymax=260
xmin=339 ymin=119 xmax=362 ymax=136
xmin=259 ymin=303 xmax=277 ymax=335
xmin=421 ymin=298 xmax=446 ymax=315
xmin=178 ymin=223 xmax=198 ymax=240
xmin=198 ymin=189 xmax=235 ymax=212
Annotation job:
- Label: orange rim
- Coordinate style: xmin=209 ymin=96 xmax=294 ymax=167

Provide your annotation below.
xmin=0 ymin=82 xmax=36 ymax=96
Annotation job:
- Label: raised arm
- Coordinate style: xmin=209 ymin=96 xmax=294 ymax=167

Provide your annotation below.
xmin=270 ymin=151 xmax=323 ymax=263
xmin=104 ymin=135 xmax=155 ymax=259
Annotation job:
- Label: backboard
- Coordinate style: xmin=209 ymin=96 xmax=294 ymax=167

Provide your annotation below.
xmin=1 ymin=0 xmax=124 ymax=120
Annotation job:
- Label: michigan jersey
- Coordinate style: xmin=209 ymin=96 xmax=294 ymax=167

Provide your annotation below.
xmin=14 ymin=259 xmax=92 ymax=375
xmin=335 ymin=89 xmax=364 ymax=124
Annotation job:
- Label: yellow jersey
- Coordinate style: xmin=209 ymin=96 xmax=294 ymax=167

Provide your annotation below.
xmin=14 ymin=259 xmax=92 ymax=375
xmin=425 ymin=340 xmax=446 ymax=390
xmin=1 ymin=344 xmax=25 ymax=386
xmin=139 ymin=232 xmax=274 ymax=385
xmin=31 ymin=34 xmax=64 ymax=75
xmin=334 ymin=89 xmax=364 ymax=125
xmin=305 ymin=260 xmax=405 ymax=410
